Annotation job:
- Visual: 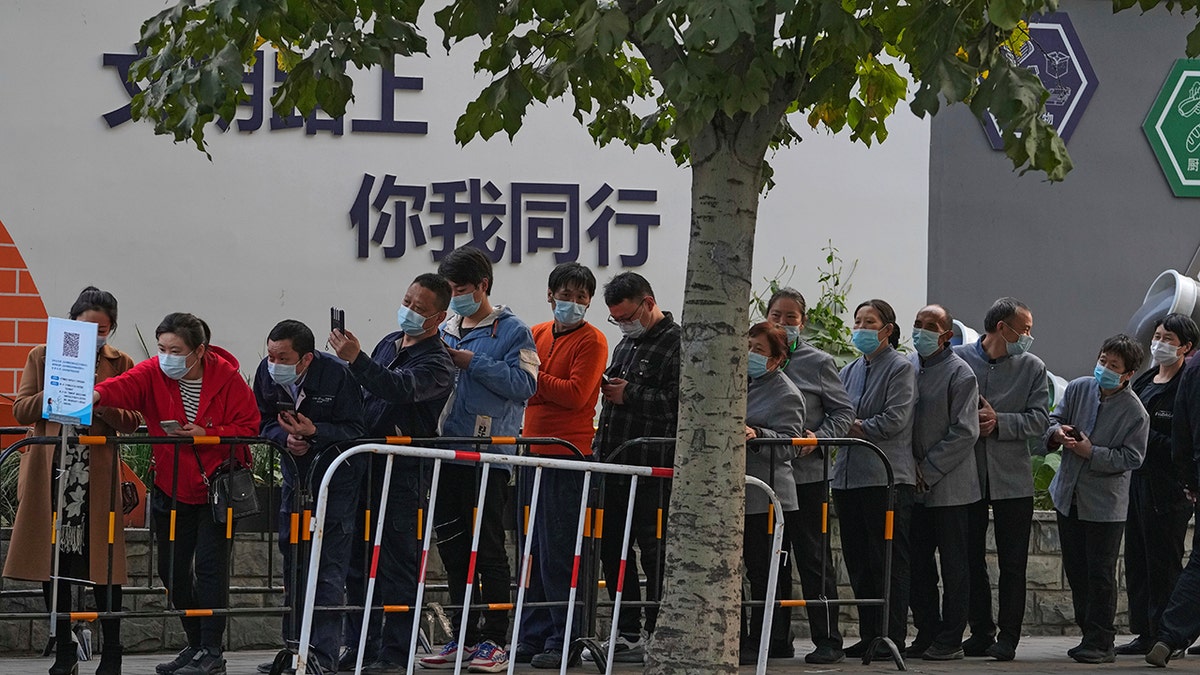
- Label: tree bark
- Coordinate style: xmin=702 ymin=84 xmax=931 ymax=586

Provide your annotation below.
xmin=644 ymin=120 xmax=767 ymax=674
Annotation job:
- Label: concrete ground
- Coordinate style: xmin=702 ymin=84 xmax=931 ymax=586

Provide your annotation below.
xmin=1 ymin=637 xmax=1196 ymax=674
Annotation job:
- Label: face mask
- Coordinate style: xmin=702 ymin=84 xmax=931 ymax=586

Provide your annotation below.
xmin=618 ymin=319 xmax=646 ymax=339
xmin=397 ymin=305 xmax=430 ymax=336
xmin=783 ymin=325 xmax=801 ymax=344
xmin=158 ymin=352 xmax=192 ymax=380
xmin=553 ymin=300 xmax=588 ymax=326
xmin=96 ymin=335 xmax=107 ymax=352
xmin=852 ymin=328 xmax=882 ymax=355
xmin=912 ymin=328 xmax=943 ymax=358
xmin=268 ymin=361 xmax=299 ymax=387
xmin=1004 ymin=326 xmax=1034 ymax=356
xmin=1151 ymin=339 xmax=1182 ymax=366
xmin=747 ymin=351 xmax=770 ymax=379
xmin=449 ymin=291 xmax=481 ymax=317
xmin=1093 ymin=362 xmax=1123 ymax=390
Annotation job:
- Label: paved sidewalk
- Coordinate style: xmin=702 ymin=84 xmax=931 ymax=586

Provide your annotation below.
xmin=1 ymin=636 xmax=1195 ymax=674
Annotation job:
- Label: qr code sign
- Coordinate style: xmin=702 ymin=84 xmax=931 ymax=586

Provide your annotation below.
xmin=62 ymin=331 xmax=80 ymax=358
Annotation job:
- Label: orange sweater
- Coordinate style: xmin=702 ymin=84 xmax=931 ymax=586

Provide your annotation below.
xmin=524 ymin=320 xmax=608 ymax=457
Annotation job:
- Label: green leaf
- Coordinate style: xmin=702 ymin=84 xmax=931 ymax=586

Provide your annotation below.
xmin=988 ymin=0 xmax=1026 ymax=30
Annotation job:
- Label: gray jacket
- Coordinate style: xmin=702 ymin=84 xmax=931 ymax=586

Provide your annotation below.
xmin=781 ymin=340 xmax=855 ymax=485
xmin=745 ymin=369 xmax=806 ymax=514
xmin=834 ymin=346 xmax=917 ymax=488
xmin=912 ymin=348 xmax=981 ymax=507
xmin=1044 ymin=377 xmax=1149 ymax=522
xmin=954 ymin=339 xmax=1050 ymax=500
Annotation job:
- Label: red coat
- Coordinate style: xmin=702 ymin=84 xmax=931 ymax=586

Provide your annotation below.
xmin=95 ymin=345 xmax=260 ymax=504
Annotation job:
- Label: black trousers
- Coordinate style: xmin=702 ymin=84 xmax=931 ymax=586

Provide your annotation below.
xmin=599 ymin=474 xmax=670 ymax=637
xmin=910 ymin=503 xmax=970 ymax=650
xmin=151 ymin=487 xmax=232 ymax=649
xmin=832 ymin=485 xmax=913 ymax=647
xmin=1124 ymin=473 xmax=1192 ymax=638
xmin=43 ymin=581 xmax=123 ymax=649
xmin=1157 ymin=505 xmax=1200 ymax=649
xmin=1058 ymin=506 xmax=1123 ymax=651
xmin=966 ymin=495 xmax=1033 ymax=646
xmin=790 ymin=481 xmax=841 ymax=649
xmin=433 ymin=464 xmax=512 ymax=646
xmin=742 ymin=511 xmax=796 ymax=652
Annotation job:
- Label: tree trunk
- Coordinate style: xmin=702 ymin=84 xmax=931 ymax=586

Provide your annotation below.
xmin=644 ymin=123 xmax=765 ymax=674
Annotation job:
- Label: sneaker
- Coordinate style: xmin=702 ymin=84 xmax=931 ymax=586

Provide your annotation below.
xmin=467 ymin=640 xmax=510 ymax=673
xmin=530 ymin=650 xmax=580 ymax=669
xmin=175 ymin=648 xmax=227 ymax=675
xmin=514 ymin=645 xmax=539 ymax=664
xmin=1071 ymin=647 xmax=1116 ymax=664
xmin=419 ymin=641 xmax=477 ymax=669
xmin=922 ymin=644 xmax=965 ymax=660
xmin=1147 ymin=642 xmax=1173 ymax=668
xmin=1116 ymin=636 xmax=1155 ymax=655
xmin=256 ymin=662 xmax=295 ymax=674
xmin=582 ymin=634 xmax=644 ymax=663
xmin=157 ymin=647 xmax=201 ymax=674
xmin=361 ymin=660 xmax=407 ymax=674
xmin=804 ymin=645 xmax=845 ymax=664
xmin=985 ymin=641 xmax=1016 ymax=661
xmin=961 ymin=633 xmax=995 ymax=657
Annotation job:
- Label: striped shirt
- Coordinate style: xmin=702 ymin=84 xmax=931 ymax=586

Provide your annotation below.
xmin=180 ymin=378 xmax=202 ymax=423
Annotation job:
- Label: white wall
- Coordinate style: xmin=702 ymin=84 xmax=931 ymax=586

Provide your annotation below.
xmin=0 ymin=0 xmax=929 ymax=371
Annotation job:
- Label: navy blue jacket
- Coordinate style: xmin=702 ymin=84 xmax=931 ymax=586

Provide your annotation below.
xmin=349 ymin=331 xmax=455 ymax=439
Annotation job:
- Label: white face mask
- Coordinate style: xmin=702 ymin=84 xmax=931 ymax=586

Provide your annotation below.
xmin=1151 ymin=339 xmax=1183 ymax=366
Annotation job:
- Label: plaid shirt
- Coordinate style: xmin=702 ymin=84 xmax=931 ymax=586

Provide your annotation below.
xmin=593 ymin=311 xmax=682 ymax=464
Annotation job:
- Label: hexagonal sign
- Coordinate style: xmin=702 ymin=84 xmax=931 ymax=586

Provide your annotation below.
xmin=982 ymin=12 xmax=1098 ymax=150
xmin=1144 ymin=60 xmax=1200 ymax=198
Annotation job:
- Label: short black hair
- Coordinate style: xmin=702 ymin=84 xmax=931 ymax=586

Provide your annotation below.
xmin=69 ymin=286 xmax=119 ymax=327
xmin=984 ymin=297 xmax=1030 ymax=333
xmin=268 ymin=320 xmax=315 ymax=355
xmin=925 ymin=304 xmax=955 ymax=333
xmin=1099 ymin=334 xmax=1145 ymax=373
xmin=549 ymin=262 xmax=597 ymax=296
xmin=413 ymin=272 xmax=452 ymax=312
xmin=438 ymin=246 xmax=494 ymax=295
xmin=767 ymin=287 xmax=807 ymax=317
xmin=156 ymin=313 xmax=209 ymax=351
xmin=855 ymin=299 xmax=900 ymax=348
xmin=604 ymin=272 xmax=654 ymax=306
xmin=1156 ymin=313 xmax=1200 ymax=353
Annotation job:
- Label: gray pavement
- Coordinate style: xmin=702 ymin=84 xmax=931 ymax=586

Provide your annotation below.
xmin=2 ymin=637 xmax=1198 ymax=675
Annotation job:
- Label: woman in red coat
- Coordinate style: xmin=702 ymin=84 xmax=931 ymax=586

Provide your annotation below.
xmin=94 ymin=313 xmax=259 ymax=675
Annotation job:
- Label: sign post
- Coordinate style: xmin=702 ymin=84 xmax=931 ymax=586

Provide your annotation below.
xmin=1144 ymin=59 xmax=1200 ymax=198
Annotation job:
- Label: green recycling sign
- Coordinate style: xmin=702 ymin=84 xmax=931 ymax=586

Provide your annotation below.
xmin=1144 ymin=60 xmax=1200 ymax=198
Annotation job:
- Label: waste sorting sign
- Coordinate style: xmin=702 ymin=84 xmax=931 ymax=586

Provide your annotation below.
xmin=1144 ymin=59 xmax=1200 ymax=198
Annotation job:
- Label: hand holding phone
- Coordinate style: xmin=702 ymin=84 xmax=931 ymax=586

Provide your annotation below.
xmin=331 ymin=307 xmax=346 ymax=334
xmin=160 ymin=420 xmax=182 ymax=434
xmin=275 ymin=400 xmax=295 ymax=414
xmin=601 ymin=373 xmax=612 ymax=385
xmin=1065 ymin=425 xmax=1084 ymax=442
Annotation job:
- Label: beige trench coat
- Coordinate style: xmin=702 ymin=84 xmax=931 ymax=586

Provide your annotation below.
xmin=3 ymin=344 xmax=141 ymax=584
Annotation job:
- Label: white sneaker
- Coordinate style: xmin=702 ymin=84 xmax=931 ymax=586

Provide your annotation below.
xmin=581 ymin=635 xmax=644 ymax=663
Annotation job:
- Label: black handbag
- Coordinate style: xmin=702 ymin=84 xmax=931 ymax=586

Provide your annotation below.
xmin=193 ymin=447 xmax=261 ymax=523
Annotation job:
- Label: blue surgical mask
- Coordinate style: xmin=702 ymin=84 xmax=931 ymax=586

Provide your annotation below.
xmin=783 ymin=325 xmax=801 ymax=345
xmin=553 ymin=300 xmax=588 ymax=327
xmin=397 ymin=305 xmax=430 ymax=336
xmin=158 ymin=351 xmax=192 ymax=380
xmin=852 ymin=328 xmax=882 ymax=355
xmin=1004 ymin=327 xmax=1034 ymax=356
xmin=268 ymin=361 xmax=299 ymax=387
xmin=912 ymin=328 xmax=942 ymax=358
xmin=1093 ymin=362 xmax=1123 ymax=390
xmin=748 ymin=351 xmax=770 ymax=379
xmin=449 ymin=291 xmax=481 ymax=317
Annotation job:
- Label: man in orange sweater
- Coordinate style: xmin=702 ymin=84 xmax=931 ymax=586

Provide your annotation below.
xmin=517 ymin=262 xmax=609 ymax=669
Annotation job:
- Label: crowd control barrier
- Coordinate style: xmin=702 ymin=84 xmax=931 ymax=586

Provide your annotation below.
xmin=294 ymin=441 xmax=787 ymax=675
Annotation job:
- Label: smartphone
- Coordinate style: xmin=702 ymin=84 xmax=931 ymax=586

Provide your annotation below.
xmin=601 ymin=373 xmax=612 ymax=385
xmin=274 ymin=401 xmax=295 ymax=414
xmin=1065 ymin=426 xmax=1084 ymax=441
xmin=331 ymin=306 xmax=346 ymax=334
xmin=160 ymin=420 xmax=182 ymax=434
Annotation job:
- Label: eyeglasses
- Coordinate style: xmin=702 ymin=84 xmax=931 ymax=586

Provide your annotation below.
xmin=607 ymin=298 xmax=647 ymax=325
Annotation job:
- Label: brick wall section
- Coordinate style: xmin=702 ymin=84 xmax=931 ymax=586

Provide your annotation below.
xmin=0 ymin=218 xmax=48 ymax=427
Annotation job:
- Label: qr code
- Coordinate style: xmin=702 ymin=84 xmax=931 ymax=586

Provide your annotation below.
xmin=62 ymin=331 xmax=80 ymax=358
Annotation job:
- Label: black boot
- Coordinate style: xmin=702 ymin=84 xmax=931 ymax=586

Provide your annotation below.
xmin=96 ymin=644 xmax=122 ymax=675
xmin=49 ymin=625 xmax=79 ymax=675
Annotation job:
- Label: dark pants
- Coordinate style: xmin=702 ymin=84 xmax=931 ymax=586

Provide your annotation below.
xmin=151 ymin=487 xmax=232 ymax=649
xmin=44 ymin=581 xmax=122 ymax=649
xmin=790 ymin=481 xmax=841 ymax=649
xmin=910 ymin=503 xmax=970 ymax=650
xmin=742 ymin=511 xmax=796 ymax=652
xmin=1157 ymin=505 xmax=1200 ymax=649
xmin=518 ymin=464 xmax=587 ymax=653
xmin=966 ymin=495 xmax=1033 ymax=647
xmin=1124 ymin=473 xmax=1191 ymax=639
xmin=345 ymin=458 xmax=424 ymax=665
xmin=599 ymin=474 xmax=670 ymax=637
xmin=433 ymin=464 xmax=511 ymax=646
xmin=832 ymin=485 xmax=913 ymax=647
xmin=1057 ymin=506 xmax=1123 ymax=651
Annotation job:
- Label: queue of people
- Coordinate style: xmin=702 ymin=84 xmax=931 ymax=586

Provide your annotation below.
xmin=3 ymin=250 xmax=1197 ymax=673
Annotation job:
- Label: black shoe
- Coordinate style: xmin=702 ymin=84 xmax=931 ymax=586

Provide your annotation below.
xmin=360 ymin=659 xmax=406 ymax=674
xmin=514 ymin=646 xmax=538 ymax=664
xmin=804 ymin=645 xmax=845 ymax=664
xmin=1116 ymin=636 xmax=1155 ymax=656
xmin=48 ymin=651 xmax=79 ymax=675
xmin=985 ymin=641 xmax=1016 ymax=661
xmin=843 ymin=640 xmax=869 ymax=658
xmin=156 ymin=647 xmax=201 ymax=674
xmin=738 ymin=647 xmax=759 ymax=666
xmin=338 ymin=646 xmax=358 ymax=670
xmin=530 ymin=649 xmax=580 ymax=669
xmin=1067 ymin=641 xmax=1086 ymax=658
xmin=1148 ymin=642 xmax=1173 ymax=668
xmin=1072 ymin=647 xmax=1116 ymax=664
xmin=923 ymin=644 xmax=965 ymax=660
xmin=767 ymin=643 xmax=794 ymax=659
xmin=905 ymin=639 xmax=931 ymax=660
xmin=95 ymin=645 xmax=122 ymax=675
xmin=961 ymin=633 xmax=995 ymax=657
xmin=1189 ymin=643 xmax=1200 ymax=656
xmin=257 ymin=661 xmax=295 ymax=674
xmin=175 ymin=647 xmax=227 ymax=675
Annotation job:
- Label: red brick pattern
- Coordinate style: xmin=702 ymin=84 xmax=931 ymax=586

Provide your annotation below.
xmin=0 ymin=218 xmax=48 ymax=427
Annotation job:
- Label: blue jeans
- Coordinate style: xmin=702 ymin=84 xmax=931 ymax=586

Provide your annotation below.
xmin=1156 ymin=505 xmax=1200 ymax=649
xmin=518 ymin=464 xmax=588 ymax=652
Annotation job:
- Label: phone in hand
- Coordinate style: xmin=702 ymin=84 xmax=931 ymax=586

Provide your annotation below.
xmin=1065 ymin=426 xmax=1084 ymax=441
xmin=601 ymin=373 xmax=612 ymax=385
xmin=331 ymin=307 xmax=346 ymax=334
xmin=160 ymin=420 xmax=182 ymax=434
xmin=274 ymin=401 xmax=295 ymax=415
